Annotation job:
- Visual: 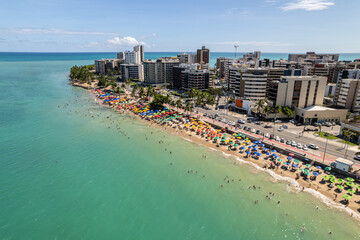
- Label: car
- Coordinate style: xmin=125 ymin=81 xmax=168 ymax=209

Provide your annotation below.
xmin=303 ymin=145 xmax=308 ymax=151
xmin=232 ymin=122 xmax=236 ymax=126
xmin=282 ymin=125 xmax=288 ymax=129
xmin=218 ymin=118 xmax=222 ymax=121
xmin=278 ymin=127 xmax=284 ymax=132
xmin=275 ymin=136 xmax=280 ymax=141
xmin=290 ymin=119 xmax=296 ymax=124
xmin=291 ymin=141 xmax=296 ymax=147
xmin=270 ymin=134 xmax=275 ymax=139
xmin=325 ymin=122 xmax=331 ymax=127
xmin=251 ymin=129 xmax=256 ymax=133
xmin=203 ymin=113 xmax=207 ymax=116
xmin=297 ymin=143 xmax=302 ymax=149
xmin=264 ymin=125 xmax=273 ymax=128
xmin=256 ymin=130 xmax=260 ymax=134
xmin=280 ymin=138 xmax=285 ymax=143
xmin=243 ymin=126 xmax=247 ymax=131
xmin=308 ymin=144 xmax=319 ymax=150
xmin=265 ymin=133 xmax=270 ymax=138
xmin=275 ymin=120 xmax=282 ymax=123
xmin=238 ymin=119 xmax=245 ymax=124
xmin=228 ymin=121 xmax=232 ymax=125
xmin=215 ymin=113 xmax=219 ymax=117
xmin=331 ymin=122 xmax=336 ymax=126
xmin=286 ymin=140 xmax=291 ymax=145
xmin=256 ymin=122 xmax=261 ymax=125
xmin=354 ymin=155 xmax=360 ymax=161
xmin=296 ymin=123 xmax=302 ymax=126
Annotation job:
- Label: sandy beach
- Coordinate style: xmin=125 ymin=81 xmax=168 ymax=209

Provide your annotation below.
xmin=72 ymin=81 xmax=360 ymax=221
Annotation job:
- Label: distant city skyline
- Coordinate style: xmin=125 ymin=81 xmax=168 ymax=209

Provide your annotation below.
xmin=1 ymin=0 xmax=359 ymax=53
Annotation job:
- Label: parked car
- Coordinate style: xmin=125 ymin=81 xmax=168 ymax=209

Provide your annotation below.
xmin=280 ymin=138 xmax=285 ymax=143
xmin=238 ymin=119 xmax=245 ymax=124
xmin=286 ymin=140 xmax=291 ymax=145
xmin=308 ymin=144 xmax=319 ymax=150
xmin=297 ymin=143 xmax=302 ymax=149
xmin=354 ymin=155 xmax=360 ymax=161
xmin=265 ymin=133 xmax=270 ymax=138
xmin=243 ymin=126 xmax=248 ymax=131
xmin=278 ymin=127 xmax=284 ymax=132
xmin=203 ymin=113 xmax=207 ymax=116
xmin=303 ymin=145 xmax=308 ymax=151
xmin=291 ymin=141 xmax=296 ymax=147
xmin=264 ymin=125 xmax=272 ymax=128
xmin=290 ymin=119 xmax=296 ymax=124
xmin=256 ymin=130 xmax=260 ymax=134
xmin=215 ymin=113 xmax=219 ymax=117
xmin=275 ymin=136 xmax=280 ymax=141
xmin=275 ymin=120 xmax=282 ymax=123
xmin=282 ymin=125 xmax=288 ymax=129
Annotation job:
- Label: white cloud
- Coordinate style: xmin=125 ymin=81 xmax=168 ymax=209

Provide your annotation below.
xmin=0 ymin=28 xmax=116 ymax=35
xmin=107 ymin=36 xmax=147 ymax=47
xmin=282 ymin=0 xmax=334 ymax=11
xmin=152 ymin=33 xmax=157 ymax=37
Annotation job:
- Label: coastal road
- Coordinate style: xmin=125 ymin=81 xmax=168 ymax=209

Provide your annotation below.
xmin=193 ymin=106 xmax=360 ymax=164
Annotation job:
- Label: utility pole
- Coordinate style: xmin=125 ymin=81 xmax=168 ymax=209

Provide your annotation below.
xmin=322 ymin=133 xmax=329 ymax=163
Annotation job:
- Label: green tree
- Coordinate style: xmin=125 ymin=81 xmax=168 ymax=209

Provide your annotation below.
xmin=131 ymin=84 xmax=139 ymax=97
xmin=139 ymin=86 xmax=145 ymax=98
xmin=255 ymin=99 xmax=266 ymax=118
xmin=281 ymin=106 xmax=295 ymax=119
xmin=175 ymin=99 xmax=183 ymax=109
xmin=185 ymin=102 xmax=193 ymax=112
xmin=149 ymin=94 xmax=167 ymax=110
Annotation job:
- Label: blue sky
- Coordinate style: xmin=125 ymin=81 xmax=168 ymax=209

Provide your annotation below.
xmin=0 ymin=0 xmax=359 ymax=53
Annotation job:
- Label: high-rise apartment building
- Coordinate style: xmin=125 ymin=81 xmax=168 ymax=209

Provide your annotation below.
xmin=172 ymin=63 xmax=209 ymax=90
xmin=197 ymin=46 xmax=210 ymax=65
xmin=177 ymin=53 xmax=197 ymax=63
xmin=143 ymin=57 xmax=179 ymax=85
xmin=288 ymin=52 xmax=339 ymax=62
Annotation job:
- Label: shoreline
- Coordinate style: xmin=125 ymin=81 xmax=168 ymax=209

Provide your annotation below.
xmin=73 ymin=80 xmax=360 ymax=222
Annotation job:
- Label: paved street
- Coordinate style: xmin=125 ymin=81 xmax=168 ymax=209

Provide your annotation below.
xmin=193 ymin=103 xmax=360 ymax=164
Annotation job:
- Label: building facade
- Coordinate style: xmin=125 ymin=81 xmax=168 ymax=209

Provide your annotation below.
xmin=197 ymin=46 xmax=210 ymax=65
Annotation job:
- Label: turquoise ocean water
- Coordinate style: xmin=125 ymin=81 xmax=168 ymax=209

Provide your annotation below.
xmin=1 ymin=53 xmax=360 ymax=239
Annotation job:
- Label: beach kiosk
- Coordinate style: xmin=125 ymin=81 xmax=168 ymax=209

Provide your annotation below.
xmin=335 ymin=158 xmax=354 ymax=172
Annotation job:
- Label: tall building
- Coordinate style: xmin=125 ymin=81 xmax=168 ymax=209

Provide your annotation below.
xmin=268 ymin=76 xmax=327 ymax=109
xmin=197 ymin=46 xmax=210 ymax=65
xmin=120 ymin=64 xmax=144 ymax=81
xmin=177 ymin=53 xmax=197 ymax=63
xmin=172 ymin=64 xmax=209 ymax=90
xmin=334 ymin=76 xmax=360 ymax=112
xmin=133 ymin=45 xmax=144 ymax=62
xmin=143 ymin=57 xmax=179 ymax=85
xmin=116 ymin=52 xmax=125 ymax=60
xmin=95 ymin=60 xmax=106 ymax=75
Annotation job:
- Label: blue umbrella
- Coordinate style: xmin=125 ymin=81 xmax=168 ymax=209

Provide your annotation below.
xmin=253 ymin=145 xmax=258 ymax=148
xmin=316 ymin=166 xmax=322 ymax=170
xmin=272 ymin=149 xmax=277 ymax=153
xmin=260 ymin=144 xmax=265 ymax=147
xmin=304 ymin=158 xmax=310 ymax=162
xmin=248 ymin=146 xmax=253 ymax=149
xmin=313 ymin=172 xmax=320 ymax=176
xmin=284 ymin=162 xmax=290 ymax=166
xmin=263 ymin=148 xmax=268 ymax=151
xmin=293 ymin=164 xmax=299 ymax=168
xmin=287 ymin=156 xmax=293 ymax=160
xmin=272 ymin=154 xmax=278 ymax=158
xmin=245 ymin=151 xmax=251 ymax=155
xmin=253 ymin=147 xmax=258 ymax=151
xmin=240 ymin=146 xmax=246 ymax=150
xmin=266 ymin=152 xmax=271 ymax=155
xmin=256 ymin=152 xmax=261 ymax=156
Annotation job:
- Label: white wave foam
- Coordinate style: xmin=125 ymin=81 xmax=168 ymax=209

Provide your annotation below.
xmin=184 ymin=138 xmax=193 ymax=142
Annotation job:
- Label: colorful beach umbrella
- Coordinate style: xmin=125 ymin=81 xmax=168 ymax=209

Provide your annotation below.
xmin=346 ymin=182 xmax=355 ymax=187
xmin=347 ymin=189 xmax=356 ymax=194
xmin=305 ymin=164 xmax=312 ymax=168
xmin=316 ymin=166 xmax=322 ymax=170
xmin=294 ymin=159 xmax=300 ymax=164
xmin=336 ymin=179 xmax=345 ymax=183
xmin=293 ymin=164 xmax=299 ymax=168
xmin=336 ymin=185 xmax=344 ymax=189
xmin=343 ymin=194 xmax=352 ymax=200
xmin=346 ymin=177 xmax=355 ymax=182
xmin=325 ymin=167 xmax=332 ymax=171
xmin=322 ymin=175 xmax=329 ymax=180
xmin=312 ymin=172 xmax=320 ymax=176
xmin=277 ymin=159 xmax=283 ymax=162
xmin=287 ymin=156 xmax=293 ymax=160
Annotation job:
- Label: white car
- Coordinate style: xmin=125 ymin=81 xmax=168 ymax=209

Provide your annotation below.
xmin=275 ymin=136 xmax=280 ymax=141
xmin=303 ymin=145 xmax=308 ymax=151
xmin=308 ymin=144 xmax=319 ymax=150
xmin=278 ymin=127 xmax=284 ymax=132
xmin=265 ymin=133 xmax=270 ymax=138
xmin=251 ymin=128 xmax=256 ymax=133
xmin=238 ymin=119 xmax=245 ymax=124
xmin=291 ymin=141 xmax=296 ymax=147
xmin=297 ymin=143 xmax=302 ymax=149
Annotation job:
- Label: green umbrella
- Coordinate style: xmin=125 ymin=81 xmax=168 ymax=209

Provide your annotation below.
xmin=233 ymin=144 xmax=239 ymax=147
xmin=293 ymin=159 xmax=300 ymax=164
xmin=356 ymin=185 xmax=360 ymax=190
xmin=304 ymin=172 xmax=311 ymax=176
xmin=336 ymin=185 xmax=344 ymax=189
xmin=329 ymin=178 xmax=336 ymax=183
xmin=277 ymin=159 xmax=283 ymax=162
xmin=337 ymin=178 xmax=345 ymax=183
xmin=329 ymin=175 xmax=335 ymax=179
xmin=214 ymin=137 xmax=219 ymax=140
xmin=346 ymin=182 xmax=355 ymax=187
xmin=299 ymin=169 xmax=305 ymax=172
xmin=221 ymin=139 xmax=226 ymax=142
xmin=346 ymin=177 xmax=355 ymax=182
xmin=305 ymin=164 xmax=312 ymax=168
xmin=322 ymin=175 xmax=330 ymax=180
xmin=343 ymin=194 xmax=352 ymax=200
xmin=325 ymin=167 xmax=332 ymax=171
xmin=347 ymin=189 xmax=356 ymax=194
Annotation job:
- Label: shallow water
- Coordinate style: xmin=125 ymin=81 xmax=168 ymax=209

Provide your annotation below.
xmin=1 ymin=55 xmax=360 ymax=239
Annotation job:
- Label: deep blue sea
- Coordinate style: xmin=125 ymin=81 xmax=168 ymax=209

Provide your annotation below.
xmin=1 ymin=52 xmax=360 ymax=239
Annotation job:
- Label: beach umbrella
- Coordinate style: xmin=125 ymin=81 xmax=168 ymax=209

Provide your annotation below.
xmin=322 ymin=175 xmax=329 ymax=180
xmin=347 ymin=189 xmax=356 ymax=194
xmin=312 ymin=172 xmax=320 ymax=176
xmin=234 ymin=144 xmax=240 ymax=147
xmin=328 ymin=175 xmax=335 ymax=179
xmin=357 ymin=185 xmax=360 ymax=190
xmin=293 ymin=159 xmax=300 ymax=164
xmin=266 ymin=152 xmax=271 ymax=155
xmin=305 ymin=164 xmax=312 ymax=168
xmin=336 ymin=179 xmax=345 ymax=183
xmin=272 ymin=154 xmax=278 ymax=158
xmin=214 ymin=137 xmax=220 ymax=140
xmin=293 ymin=164 xmax=299 ymax=168
xmin=347 ymin=177 xmax=355 ymax=182
xmin=325 ymin=167 xmax=332 ymax=171
xmin=316 ymin=166 xmax=322 ymax=170
xmin=255 ymin=152 xmax=261 ymax=156
xmin=343 ymin=194 xmax=352 ymax=200
xmin=304 ymin=158 xmax=310 ymax=162
xmin=263 ymin=148 xmax=268 ymax=151
xmin=299 ymin=169 xmax=305 ymax=172
xmin=287 ymin=156 xmax=293 ymax=160
xmin=272 ymin=149 xmax=277 ymax=153
xmin=221 ymin=139 xmax=226 ymax=142
xmin=240 ymin=146 xmax=246 ymax=150
xmin=304 ymin=172 xmax=311 ymax=176
xmin=346 ymin=182 xmax=355 ymax=187
xmin=277 ymin=159 xmax=283 ymax=162
xmin=284 ymin=162 xmax=290 ymax=166
xmin=245 ymin=151 xmax=251 ymax=155
xmin=329 ymin=178 xmax=336 ymax=183
xmin=288 ymin=153 xmax=294 ymax=157
xmin=336 ymin=185 xmax=344 ymax=190
xmin=260 ymin=144 xmax=265 ymax=147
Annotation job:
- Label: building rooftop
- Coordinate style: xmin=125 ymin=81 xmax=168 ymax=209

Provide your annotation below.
xmin=303 ymin=105 xmax=339 ymax=111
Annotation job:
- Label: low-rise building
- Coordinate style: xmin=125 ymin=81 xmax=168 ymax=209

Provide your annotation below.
xmin=295 ymin=105 xmax=347 ymax=124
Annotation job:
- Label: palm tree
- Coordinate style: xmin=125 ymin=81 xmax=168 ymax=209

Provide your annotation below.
xmin=139 ymin=86 xmax=145 ymax=98
xmin=255 ymin=99 xmax=266 ymax=118
xmin=175 ymin=99 xmax=183 ymax=109
xmin=185 ymin=102 xmax=193 ymax=112
xmin=131 ymin=84 xmax=139 ymax=97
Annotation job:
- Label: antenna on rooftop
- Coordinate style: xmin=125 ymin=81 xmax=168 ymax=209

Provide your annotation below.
xmin=234 ymin=45 xmax=239 ymax=58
